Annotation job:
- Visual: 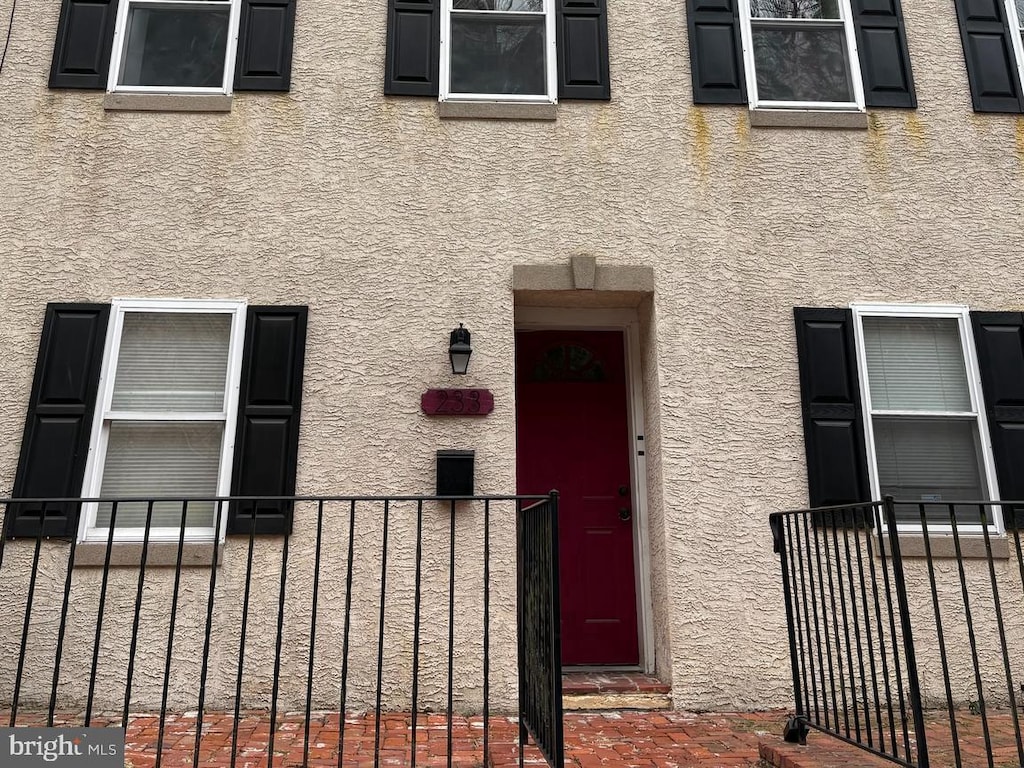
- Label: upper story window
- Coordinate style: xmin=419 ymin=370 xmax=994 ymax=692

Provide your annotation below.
xmin=685 ymin=0 xmax=915 ymax=110
xmin=1009 ymin=0 xmax=1024 ymax=94
xmin=440 ymin=0 xmax=556 ymax=102
xmin=48 ymin=0 xmax=296 ymax=94
xmin=739 ymin=0 xmax=863 ymax=110
xmin=384 ymin=0 xmax=609 ymax=106
xmin=109 ymin=0 xmax=240 ymax=93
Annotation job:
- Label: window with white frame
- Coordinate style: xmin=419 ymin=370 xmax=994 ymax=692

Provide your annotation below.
xmin=739 ymin=0 xmax=863 ymax=110
xmin=108 ymin=0 xmax=240 ymax=93
xmin=79 ymin=299 xmax=246 ymax=542
xmin=441 ymin=0 xmax=556 ymax=101
xmin=853 ymin=305 xmax=1001 ymax=528
xmin=1009 ymin=0 xmax=1024 ymax=92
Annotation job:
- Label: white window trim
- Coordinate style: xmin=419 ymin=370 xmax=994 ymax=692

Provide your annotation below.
xmin=439 ymin=0 xmax=558 ymax=104
xmin=1005 ymin=0 xmax=1024 ymax=99
xmin=78 ymin=298 xmax=247 ymax=544
xmin=851 ymin=303 xmax=1002 ymax=534
xmin=107 ymin=0 xmax=242 ymax=95
xmin=737 ymin=0 xmax=865 ymax=111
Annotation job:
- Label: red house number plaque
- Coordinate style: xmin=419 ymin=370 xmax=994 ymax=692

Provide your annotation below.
xmin=421 ymin=389 xmax=494 ymax=416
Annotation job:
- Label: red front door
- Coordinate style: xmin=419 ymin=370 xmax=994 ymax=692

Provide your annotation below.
xmin=515 ymin=329 xmax=639 ymax=666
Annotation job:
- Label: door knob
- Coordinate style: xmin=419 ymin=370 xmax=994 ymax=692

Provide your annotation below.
xmin=619 ymin=507 xmax=632 ymax=521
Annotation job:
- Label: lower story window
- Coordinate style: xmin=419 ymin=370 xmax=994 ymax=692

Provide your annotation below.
xmin=80 ymin=299 xmax=247 ymax=542
xmin=794 ymin=304 xmax=1017 ymax=533
xmin=854 ymin=305 xmax=999 ymax=528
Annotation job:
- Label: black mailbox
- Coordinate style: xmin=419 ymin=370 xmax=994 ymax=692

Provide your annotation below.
xmin=436 ymin=450 xmax=474 ymax=496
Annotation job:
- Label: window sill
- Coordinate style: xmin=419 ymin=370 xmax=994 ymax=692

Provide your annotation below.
xmin=103 ymin=93 xmax=233 ymax=113
xmin=748 ymin=108 xmax=868 ymax=130
xmin=73 ymin=541 xmax=224 ymax=567
xmin=438 ymin=101 xmax=557 ymax=121
xmin=875 ymin=534 xmax=1009 ymax=560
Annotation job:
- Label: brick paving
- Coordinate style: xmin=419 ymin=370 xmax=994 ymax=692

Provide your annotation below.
xmin=761 ymin=709 xmax=1024 ymax=768
xmin=10 ymin=707 xmax=1024 ymax=766
xmin=16 ymin=709 xmax=781 ymax=767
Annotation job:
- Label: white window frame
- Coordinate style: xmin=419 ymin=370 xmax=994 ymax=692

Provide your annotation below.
xmin=107 ymin=0 xmax=242 ymax=95
xmin=439 ymin=0 xmax=558 ymax=103
xmin=78 ymin=298 xmax=247 ymax=544
xmin=737 ymin=0 xmax=865 ymax=111
xmin=1006 ymin=0 xmax=1024 ymax=98
xmin=851 ymin=303 xmax=1002 ymax=534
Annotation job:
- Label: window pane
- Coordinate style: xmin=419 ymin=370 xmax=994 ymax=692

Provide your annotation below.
xmin=863 ymin=317 xmax=970 ymax=412
xmin=453 ymin=0 xmax=544 ymax=11
xmin=874 ymin=417 xmax=987 ymax=522
xmin=749 ymin=0 xmax=841 ymax=19
xmin=450 ymin=17 xmax=546 ymax=95
xmin=97 ymin=421 xmax=222 ymax=529
xmin=111 ymin=312 xmax=231 ymax=412
xmin=752 ymin=27 xmax=853 ymax=102
xmin=119 ymin=6 xmax=230 ymax=88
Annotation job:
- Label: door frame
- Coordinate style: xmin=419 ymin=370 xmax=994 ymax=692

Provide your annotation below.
xmin=515 ymin=306 xmax=655 ymax=673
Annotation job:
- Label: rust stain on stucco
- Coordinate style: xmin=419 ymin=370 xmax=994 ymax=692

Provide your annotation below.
xmin=734 ymin=111 xmax=750 ymax=150
xmin=688 ymin=107 xmax=711 ymax=182
xmin=1015 ymin=117 xmax=1024 ymax=164
xmin=866 ymin=112 xmax=889 ymax=177
xmin=904 ymin=113 xmax=926 ymax=148
xmin=970 ymin=113 xmax=991 ymax=134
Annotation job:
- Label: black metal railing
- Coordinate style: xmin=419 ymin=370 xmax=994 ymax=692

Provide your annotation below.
xmin=0 ymin=493 xmax=565 ymax=768
xmin=517 ymin=493 xmax=564 ymax=768
xmin=771 ymin=497 xmax=1024 ymax=768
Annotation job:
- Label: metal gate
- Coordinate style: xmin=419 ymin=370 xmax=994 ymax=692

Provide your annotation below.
xmin=517 ymin=492 xmax=565 ymax=767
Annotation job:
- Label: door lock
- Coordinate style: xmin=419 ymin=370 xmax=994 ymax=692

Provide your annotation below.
xmin=619 ymin=507 xmax=632 ymax=521
xmin=618 ymin=485 xmax=629 ymax=496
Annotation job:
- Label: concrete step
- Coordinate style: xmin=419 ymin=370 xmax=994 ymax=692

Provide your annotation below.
xmin=562 ymin=671 xmax=672 ymax=711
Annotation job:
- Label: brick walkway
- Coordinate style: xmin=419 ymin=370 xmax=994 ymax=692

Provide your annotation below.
xmin=761 ymin=709 xmax=1024 ymax=768
xmin=24 ymin=709 xmax=782 ymax=767
xmin=13 ymin=708 xmax=1024 ymax=766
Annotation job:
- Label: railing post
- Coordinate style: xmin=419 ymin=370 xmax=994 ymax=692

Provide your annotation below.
xmin=547 ymin=491 xmax=564 ymax=767
xmin=882 ymin=496 xmax=929 ymax=768
xmin=772 ymin=513 xmax=808 ymax=744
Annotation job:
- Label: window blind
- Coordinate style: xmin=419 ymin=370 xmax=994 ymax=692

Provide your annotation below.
xmin=863 ymin=317 xmax=970 ymax=411
xmin=96 ymin=421 xmax=222 ymax=528
xmin=111 ymin=312 xmax=231 ymax=412
xmin=872 ymin=417 xmax=985 ymax=501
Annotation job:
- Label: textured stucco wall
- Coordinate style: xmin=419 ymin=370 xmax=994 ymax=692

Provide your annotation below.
xmin=2 ymin=0 xmax=1024 ymax=715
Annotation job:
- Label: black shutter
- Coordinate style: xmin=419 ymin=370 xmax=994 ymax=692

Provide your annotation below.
xmin=384 ymin=0 xmax=440 ymax=96
xmin=794 ymin=308 xmax=871 ymax=510
xmin=234 ymin=0 xmax=297 ymax=91
xmin=48 ymin=0 xmax=118 ymax=89
xmin=556 ymin=0 xmax=610 ymax=100
xmin=686 ymin=0 xmax=746 ymax=104
xmin=952 ymin=0 xmax=1024 ymax=113
xmin=229 ymin=307 xmax=308 ymax=535
xmin=971 ymin=312 xmax=1024 ymax=527
xmin=851 ymin=0 xmax=916 ymax=108
xmin=9 ymin=304 xmax=109 ymax=538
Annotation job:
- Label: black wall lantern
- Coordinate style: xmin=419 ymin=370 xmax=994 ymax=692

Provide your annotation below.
xmin=449 ymin=323 xmax=472 ymax=374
